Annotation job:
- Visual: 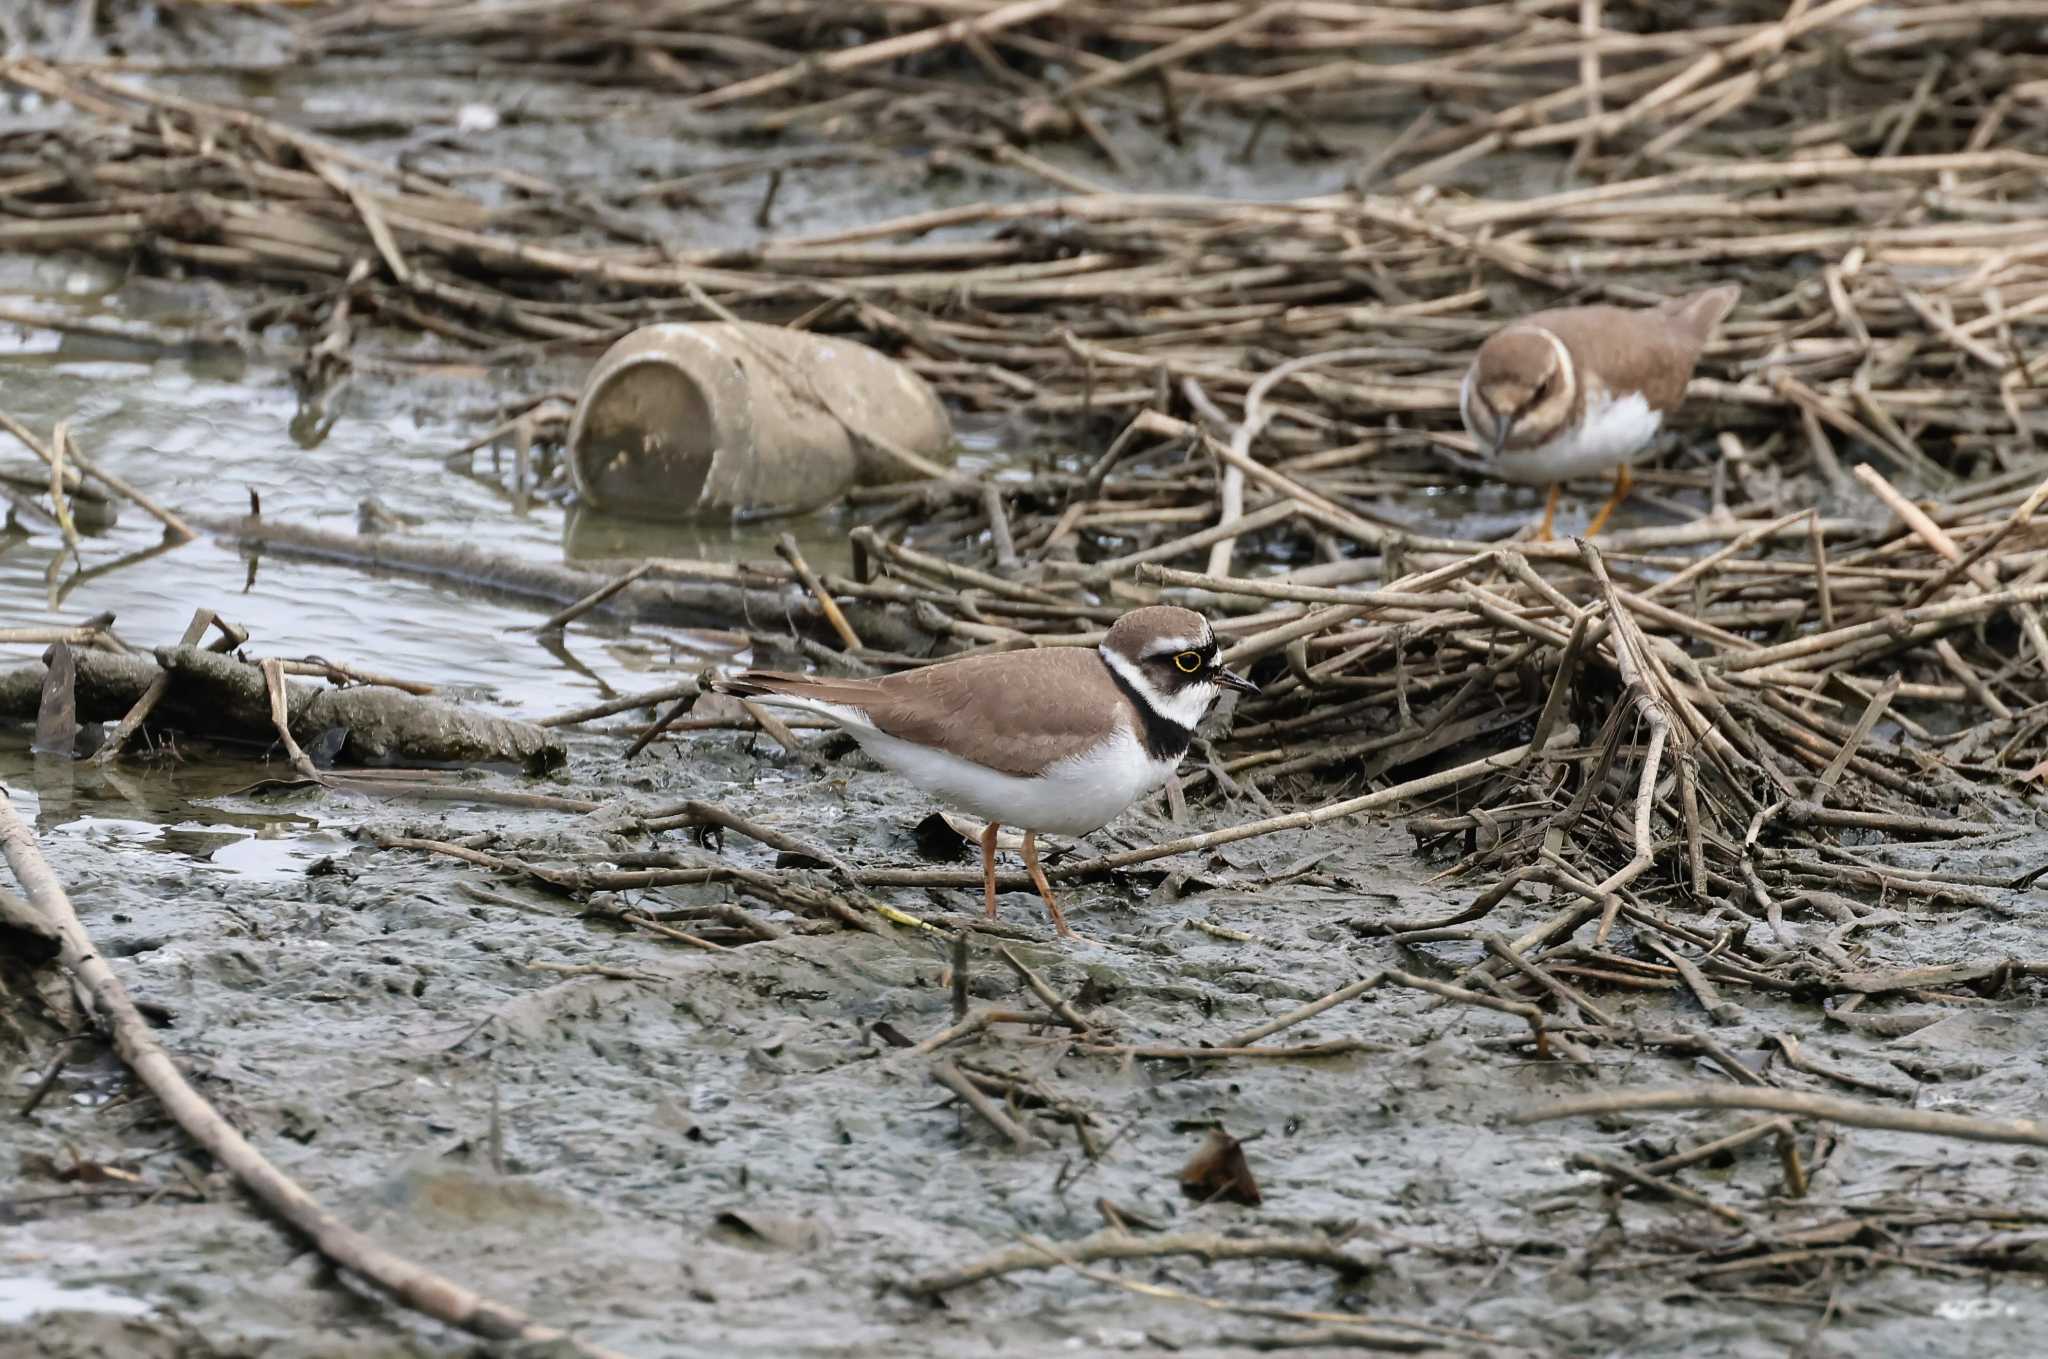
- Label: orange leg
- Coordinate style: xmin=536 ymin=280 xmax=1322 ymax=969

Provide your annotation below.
xmin=1533 ymin=483 xmax=1561 ymax=542
xmin=979 ymin=821 xmax=1002 ymax=921
xmin=1584 ymin=464 xmax=1632 ymax=538
xmin=1021 ymin=831 xmax=1074 ymax=939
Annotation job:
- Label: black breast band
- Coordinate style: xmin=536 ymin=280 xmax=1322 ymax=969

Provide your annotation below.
xmin=1100 ymin=656 xmax=1194 ymax=762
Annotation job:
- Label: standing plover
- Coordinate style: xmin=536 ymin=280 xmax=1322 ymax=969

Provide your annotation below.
xmin=714 ymin=606 xmax=1255 ymax=937
xmin=1460 ymin=285 xmax=1741 ymax=538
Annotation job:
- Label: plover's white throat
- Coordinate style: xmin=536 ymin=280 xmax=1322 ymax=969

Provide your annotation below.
xmin=1459 ymin=284 xmax=1740 ymax=539
xmin=712 ymin=605 xmax=1256 ymax=937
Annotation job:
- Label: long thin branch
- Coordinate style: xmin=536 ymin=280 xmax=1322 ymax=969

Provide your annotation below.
xmin=688 ymin=0 xmax=1073 ymax=109
xmin=905 ymin=1227 xmax=1376 ymax=1297
xmin=0 ymin=789 xmax=629 ymax=1358
xmin=1517 ymin=1085 xmax=2048 ymax=1148
xmin=1196 ymin=347 xmax=1390 ymax=578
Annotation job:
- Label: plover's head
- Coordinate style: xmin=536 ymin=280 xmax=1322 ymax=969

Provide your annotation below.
xmin=1098 ymin=606 xmax=1257 ymax=730
xmin=1462 ymin=326 xmax=1578 ymax=459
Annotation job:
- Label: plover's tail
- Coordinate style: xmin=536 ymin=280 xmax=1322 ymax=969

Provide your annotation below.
xmin=707 ymin=671 xmax=883 ymax=730
xmin=708 ymin=670 xmax=813 ymax=701
xmin=1662 ymin=284 xmax=1742 ymax=343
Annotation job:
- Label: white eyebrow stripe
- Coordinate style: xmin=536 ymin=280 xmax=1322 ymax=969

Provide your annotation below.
xmin=1499 ymin=324 xmax=1573 ymax=399
xmin=1542 ymin=327 xmax=1573 ymax=395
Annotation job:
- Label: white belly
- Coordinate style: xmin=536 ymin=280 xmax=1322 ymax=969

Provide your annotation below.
xmin=850 ymin=725 xmax=1177 ymax=837
xmin=1494 ymin=389 xmax=1662 ymax=486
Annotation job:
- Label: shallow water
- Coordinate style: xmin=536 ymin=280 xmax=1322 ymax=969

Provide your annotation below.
xmin=0 ymin=1274 xmax=153 ymax=1325
xmin=0 ymin=261 xmax=880 ymax=714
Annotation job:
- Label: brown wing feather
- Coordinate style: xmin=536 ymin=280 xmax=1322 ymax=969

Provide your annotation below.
xmin=1658 ymin=284 xmax=1741 ymax=340
xmin=716 ymin=669 xmax=890 ymax=706
xmin=1528 ymin=303 xmax=1719 ymax=414
xmin=720 ymin=648 xmax=1126 ymax=778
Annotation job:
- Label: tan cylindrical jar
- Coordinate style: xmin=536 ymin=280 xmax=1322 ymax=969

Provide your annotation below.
xmin=565 ymin=322 xmax=951 ymax=520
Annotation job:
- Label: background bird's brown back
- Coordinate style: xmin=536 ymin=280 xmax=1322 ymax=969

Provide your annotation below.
xmin=1521 ymin=305 xmax=1705 ymax=414
xmin=1518 ymin=286 xmax=1736 ymax=416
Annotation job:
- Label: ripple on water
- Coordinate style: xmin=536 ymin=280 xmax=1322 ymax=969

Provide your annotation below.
xmin=0 ymin=1276 xmax=152 ymax=1325
xmin=47 ymin=814 xmax=347 ymax=883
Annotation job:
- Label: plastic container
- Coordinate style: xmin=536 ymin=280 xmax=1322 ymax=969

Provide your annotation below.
xmin=565 ymin=321 xmax=952 ymax=520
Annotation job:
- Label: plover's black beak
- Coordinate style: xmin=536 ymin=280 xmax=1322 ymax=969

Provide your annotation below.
xmin=1214 ymin=666 xmax=1259 ymax=694
xmin=1489 ymin=418 xmax=1513 ymax=461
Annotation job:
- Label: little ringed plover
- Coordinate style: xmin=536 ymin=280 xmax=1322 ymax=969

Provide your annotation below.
xmin=1459 ymin=284 xmax=1740 ymax=539
xmin=713 ymin=605 xmax=1256 ymax=937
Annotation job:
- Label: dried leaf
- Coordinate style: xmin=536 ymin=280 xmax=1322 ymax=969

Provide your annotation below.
xmin=59 ymin=1157 xmax=143 ymax=1185
xmin=714 ymin=1209 xmax=827 ymax=1251
xmin=1178 ymin=1128 xmax=1261 ymax=1207
xmin=0 ymin=888 xmax=59 ymax=964
xmin=914 ymin=811 xmax=969 ymax=862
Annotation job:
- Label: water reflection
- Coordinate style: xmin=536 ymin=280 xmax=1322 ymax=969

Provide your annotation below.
xmin=0 ymin=304 xmax=810 ymax=714
xmin=0 ymin=1276 xmax=152 ymax=1325
xmin=0 ymin=276 xmax=1075 ymax=885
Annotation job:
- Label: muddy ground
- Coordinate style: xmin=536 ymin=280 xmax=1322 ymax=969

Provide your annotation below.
xmin=10 ymin=718 xmax=2048 ymax=1358
xmin=7 ymin=10 xmax=2048 ymax=1359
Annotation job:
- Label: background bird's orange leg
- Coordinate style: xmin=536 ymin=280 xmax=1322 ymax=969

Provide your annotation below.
xmin=1584 ymin=465 xmax=1633 ymax=537
xmin=1020 ymin=831 xmax=1074 ymax=938
xmin=979 ymin=821 xmax=1002 ymax=920
xmin=1533 ymin=483 xmax=1562 ymax=541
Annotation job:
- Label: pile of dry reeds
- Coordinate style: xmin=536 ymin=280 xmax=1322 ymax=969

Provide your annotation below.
xmin=2 ymin=8 xmax=2045 ymax=921
xmin=293 ymin=0 xmax=2048 ymax=189
xmin=2 ymin=58 xmax=2043 ymax=502
xmin=6 ymin=8 xmax=2048 ymax=986
xmin=747 ymin=462 xmax=2048 ymax=987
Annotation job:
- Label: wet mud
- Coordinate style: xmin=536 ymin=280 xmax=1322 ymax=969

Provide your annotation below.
xmin=11 ymin=720 xmax=2048 ymax=1357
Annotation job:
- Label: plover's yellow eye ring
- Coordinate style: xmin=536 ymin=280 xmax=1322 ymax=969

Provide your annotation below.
xmin=1174 ymin=651 xmax=1202 ymax=673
